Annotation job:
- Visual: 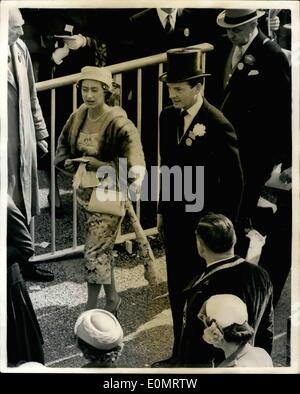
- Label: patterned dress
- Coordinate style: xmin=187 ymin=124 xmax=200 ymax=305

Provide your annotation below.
xmin=76 ymin=120 xmax=122 ymax=285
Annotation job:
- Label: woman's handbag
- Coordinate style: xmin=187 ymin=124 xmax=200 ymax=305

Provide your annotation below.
xmin=87 ymin=187 xmax=125 ymax=217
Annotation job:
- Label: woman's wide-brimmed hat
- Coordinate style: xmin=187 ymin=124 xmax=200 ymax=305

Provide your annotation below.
xmin=217 ymin=9 xmax=265 ymax=28
xmin=77 ymin=66 xmax=113 ymax=90
xmin=159 ymin=48 xmax=211 ymax=83
xmin=74 ymin=309 xmax=124 ymax=350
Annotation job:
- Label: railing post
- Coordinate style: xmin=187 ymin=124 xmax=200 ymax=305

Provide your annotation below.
xmin=136 ymin=68 xmax=142 ymax=220
xmin=72 ymin=84 xmax=78 ymax=249
xmin=50 ymin=88 xmax=56 ymax=253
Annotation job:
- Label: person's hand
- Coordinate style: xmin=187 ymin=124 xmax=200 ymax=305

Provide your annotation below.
xmin=52 ymin=44 xmax=70 ymax=65
xmin=64 ymin=34 xmax=87 ymax=50
xmin=279 ymin=167 xmax=292 ymax=184
xmin=157 ymin=214 xmax=164 ymax=240
xmin=37 ymin=139 xmax=48 ymax=158
xmin=84 ymin=156 xmax=107 ymax=171
xmin=64 ymin=159 xmax=76 ymax=172
xmin=129 ymin=166 xmax=146 ymax=198
xmin=267 ymin=15 xmax=280 ymax=31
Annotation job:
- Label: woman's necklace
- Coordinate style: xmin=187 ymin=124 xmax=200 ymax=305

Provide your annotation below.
xmin=88 ymin=110 xmax=106 ymax=122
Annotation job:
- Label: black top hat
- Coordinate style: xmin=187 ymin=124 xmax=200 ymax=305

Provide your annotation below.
xmin=159 ymin=48 xmax=211 ymax=83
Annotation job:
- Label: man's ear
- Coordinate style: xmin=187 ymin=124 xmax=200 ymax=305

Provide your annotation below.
xmin=195 ymin=82 xmax=202 ymax=94
xmin=196 ymin=236 xmax=205 ymax=257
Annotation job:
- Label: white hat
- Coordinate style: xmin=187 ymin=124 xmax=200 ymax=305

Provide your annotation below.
xmin=203 ymin=294 xmax=248 ymax=328
xmin=17 ymin=362 xmax=47 ymax=369
xmin=74 ymin=309 xmax=124 ymax=350
xmin=77 ymin=66 xmax=113 ymax=90
xmin=217 ymin=9 xmax=265 ymax=28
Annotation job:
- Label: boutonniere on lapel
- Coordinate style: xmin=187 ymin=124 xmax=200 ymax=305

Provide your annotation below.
xmin=244 ymin=54 xmax=256 ymax=66
xmin=184 ymin=28 xmax=190 ymax=37
xmin=185 ymin=123 xmax=206 ymax=146
xmin=237 ymin=54 xmax=256 ymax=71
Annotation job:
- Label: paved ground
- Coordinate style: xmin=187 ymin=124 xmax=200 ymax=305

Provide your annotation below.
xmin=27 ymin=252 xmax=291 ymax=370
xmin=25 ymin=177 xmax=291 ymax=371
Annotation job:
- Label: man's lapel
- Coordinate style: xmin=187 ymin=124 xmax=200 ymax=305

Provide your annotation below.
xmin=8 ymin=47 xmax=17 ymax=90
xmin=224 ymin=31 xmax=264 ymax=92
xmin=178 ymin=101 xmax=207 ymax=147
xmin=10 ymin=43 xmax=23 ymax=91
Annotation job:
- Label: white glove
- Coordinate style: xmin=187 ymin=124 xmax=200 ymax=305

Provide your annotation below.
xmin=52 ymin=44 xmax=70 ymax=65
xmin=64 ymin=34 xmax=87 ymax=50
xmin=128 ymin=165 xmax=146 ymax=201
xmin=267 ymin=15 xmax=280 ymax=31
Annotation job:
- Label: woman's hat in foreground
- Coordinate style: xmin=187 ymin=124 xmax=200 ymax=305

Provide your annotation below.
xmin=200 ymin=294 xmax=248 ymax=328
xmin=77 ymin=66 xmax=113 ymax=90
xmin=217 ymin=9 xmax=265 ymax=28
xmin=159 ymin=48 xmax=211 ymax=83
xmin=74 ymin=309 xmax=124 ymax=350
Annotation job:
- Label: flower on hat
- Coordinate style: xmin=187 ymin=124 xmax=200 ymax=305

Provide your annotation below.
xmin=202 ymin=321 xmax=224 ymax=346
xmin=244 ymin=54 xmax=256 ymax=66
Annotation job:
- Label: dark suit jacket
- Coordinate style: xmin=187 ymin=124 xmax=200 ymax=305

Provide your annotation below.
xmin=127 ymin=8 xmax=218 ymax=59
xmin=158 ymin=98 xmax=244 ymax=223
xmin=178 ymin=256 xmax=274 ymax=367
xmin=208 ymin=30 xmax=291 ymax=186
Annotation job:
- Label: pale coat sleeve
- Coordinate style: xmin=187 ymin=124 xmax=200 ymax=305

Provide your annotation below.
xmin=111 ymin=117 xmax=146 ymax=170
xmin=22 ymin=41 xmax=48 ymax=141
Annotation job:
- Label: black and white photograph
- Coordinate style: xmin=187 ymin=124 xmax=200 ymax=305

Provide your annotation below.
xmin=0 ymin=0 xmax=299 ymax=378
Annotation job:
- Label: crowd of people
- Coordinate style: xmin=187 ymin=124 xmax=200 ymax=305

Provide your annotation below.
xmin=5 ymin=6 xmax=292 ymax=369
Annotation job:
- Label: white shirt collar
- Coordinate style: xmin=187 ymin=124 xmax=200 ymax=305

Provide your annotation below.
xmin=239 ymin=27 xmax=259 ymax=55
xmin=184 ymin=93 xmax=203 ymax=118
xmin=156 ymin=8 xmax=177 ymax=29
xmin=206 ymin=255 xmax=235 ymax=269
xmin=181 ymin=93 xmax=203 ymax=133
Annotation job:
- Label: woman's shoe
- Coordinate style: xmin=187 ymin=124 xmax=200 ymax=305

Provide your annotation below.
xmin=105 ymin=297 xmax=122 ymax=318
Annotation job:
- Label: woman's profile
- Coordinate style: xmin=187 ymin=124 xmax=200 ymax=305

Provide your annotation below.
xmin=198 ymin=294 xmax=273 ymax=368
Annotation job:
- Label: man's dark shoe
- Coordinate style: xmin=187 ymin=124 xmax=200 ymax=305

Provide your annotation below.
xmin=22 ymin=265 xmax=54 ymax=282
xmin=151 ymin=356 xmax=178 ymax=368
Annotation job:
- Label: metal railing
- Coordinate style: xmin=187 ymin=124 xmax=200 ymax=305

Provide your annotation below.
xmin=31 ymin=43 xmax=214 ymax=262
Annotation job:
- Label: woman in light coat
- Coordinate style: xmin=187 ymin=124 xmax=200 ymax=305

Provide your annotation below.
xmin=55 ymin=66 xmax=145 ymax=313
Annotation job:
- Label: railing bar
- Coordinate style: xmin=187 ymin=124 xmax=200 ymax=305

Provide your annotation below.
xmin=30 ymin=228 xmax=158 ymax=263
xmin=36 ymin=43 xmax=214 ymax=92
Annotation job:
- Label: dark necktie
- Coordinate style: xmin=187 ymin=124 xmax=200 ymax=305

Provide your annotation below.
xmin=178 ymin=110 xmax=188 ymax=142
xmin=165 ymin=14 xmax=173 ymax=34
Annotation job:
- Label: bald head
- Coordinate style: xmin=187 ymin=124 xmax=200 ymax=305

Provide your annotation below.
xmin=8 ymin=8 xmax=24 ymax=46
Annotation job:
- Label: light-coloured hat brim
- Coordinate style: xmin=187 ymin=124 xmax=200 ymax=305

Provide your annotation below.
xmin=77 ymin=67 xmax=113 ymax=90
xmin=74 ymin=309 xmax=123 ymax=350
xmin=217 ymin=10 xmax=265 ymax=28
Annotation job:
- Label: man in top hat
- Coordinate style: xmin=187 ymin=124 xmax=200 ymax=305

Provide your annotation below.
xmin=209 ymin=9 xmax=291 ymax=256
xmin=152 ymin=48 xmax=243 ymax=367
